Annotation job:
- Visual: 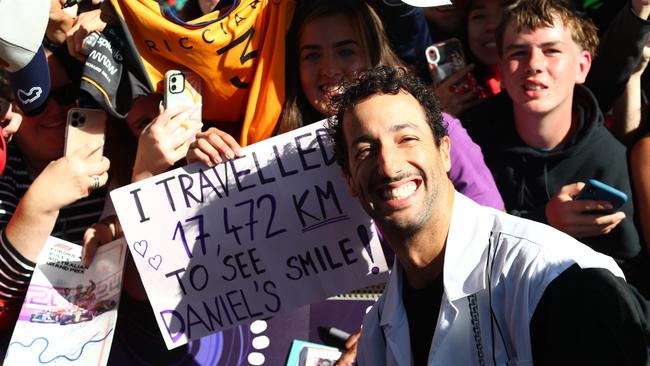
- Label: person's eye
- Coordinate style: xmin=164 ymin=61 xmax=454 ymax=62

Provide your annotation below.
xmin=508 ymin=50 xmax=527 ymax=59
xmin=400 ymin=135 xmax=419 ymax=145
xmin=302 ymin=52 xmax=321 ymax=62
xmin=355 ymin=146 xmax=373 ymax=160
xmin=469 ymin=12 xmax=486 ymax=21
xmin=544 ymin=48 xmax=561 ymax=55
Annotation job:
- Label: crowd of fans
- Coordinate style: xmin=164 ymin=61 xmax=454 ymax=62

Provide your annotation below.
xmin=0 ymin=0 xmax=649 ymax=364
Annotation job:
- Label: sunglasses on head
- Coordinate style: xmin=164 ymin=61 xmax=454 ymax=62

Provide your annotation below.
xmin=49 ymin=82 xmax=79 ymax=106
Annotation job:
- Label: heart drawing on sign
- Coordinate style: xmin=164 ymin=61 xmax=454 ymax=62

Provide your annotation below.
xmin=132 ymin=240 xmax=148 ymax=258
xmin=148 ymin=255 xmax=162 ymax=270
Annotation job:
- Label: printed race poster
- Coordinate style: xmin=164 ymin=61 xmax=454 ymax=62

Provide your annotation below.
xmin=4 ymin=237 xmax=127 ymax=365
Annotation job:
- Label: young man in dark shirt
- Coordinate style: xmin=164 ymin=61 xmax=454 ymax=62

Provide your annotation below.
xmin=460 ymin=0 xmax=650 ymax=298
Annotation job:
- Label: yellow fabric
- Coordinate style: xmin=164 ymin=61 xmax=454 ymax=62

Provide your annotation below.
xmin=109 ymin=0 xmax=294 ymax=146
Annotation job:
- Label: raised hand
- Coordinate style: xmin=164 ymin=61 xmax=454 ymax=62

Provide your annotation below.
xmin=186 ymin=127 xmax=242 ymax=167
xmin=545 ymin=182 xmax=625 ymax=238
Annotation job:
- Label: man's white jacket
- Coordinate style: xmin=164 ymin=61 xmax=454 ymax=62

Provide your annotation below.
xmin=356 ymin=192 xmax=624 ymax=366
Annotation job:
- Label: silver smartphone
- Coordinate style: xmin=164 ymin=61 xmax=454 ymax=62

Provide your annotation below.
xmin=64 ymin=107 xmax=106 ymax=161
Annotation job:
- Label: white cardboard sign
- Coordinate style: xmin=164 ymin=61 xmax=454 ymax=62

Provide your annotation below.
xmin=110 ymin=121 xmax=388 ymax=349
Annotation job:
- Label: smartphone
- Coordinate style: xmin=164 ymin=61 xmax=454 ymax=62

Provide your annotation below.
xmin=425 ymin=38 xmax=487 ymax=99
xmin=163 ymin=70 xmax=203 ymax=156
xmin=575 ymin=179 xmax=628 ymax=212
xmin=64 ymin=108 xmax=107 ymax=161
xmin=425 ymin=38 xmax=466 ymax=85
xmin=163 ymin=69 xmax=202 ymax=122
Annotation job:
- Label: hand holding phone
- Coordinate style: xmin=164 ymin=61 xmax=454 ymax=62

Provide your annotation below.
xmin=164 ymin=69 xmax=202 ymax=122
xmin=425 ymin=38 xmax=487 ymax=106
xmin=426 ymin=38 xmax=466 ymax=86
xmin=163 ymin=70 xmax=203 ymax=158
xmin=546 ymin=181 xmax=627 ymax=238
xmin=575 ymin=179 xmax=628 ymax=213
xmin=65 ymin=108 xmax=107 ymax=162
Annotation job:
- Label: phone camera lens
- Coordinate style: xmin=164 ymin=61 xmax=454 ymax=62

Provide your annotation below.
xmin=71 ymin=120 xmax=78 ymax=127
xmin=171 ymin=85 xmax=177 ymax=91
xmin=171 ymin=76 xmax=177 ymax=83
xmin=72 ymin=112 xmax=79 ymax=119
xmin=79 ymin=116 xmax=86 ymax=124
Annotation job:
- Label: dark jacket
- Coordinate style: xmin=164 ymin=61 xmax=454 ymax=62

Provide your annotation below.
xmin=461 ymin=85 xmax=649 ymax=295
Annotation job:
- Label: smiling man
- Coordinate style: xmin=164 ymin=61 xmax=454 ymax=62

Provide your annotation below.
xmin=328 ymin=65 xmax=647 ymax=365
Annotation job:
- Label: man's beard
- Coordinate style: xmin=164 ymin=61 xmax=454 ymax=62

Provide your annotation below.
xmin=365 ymin=168 xmax=435 ymax=237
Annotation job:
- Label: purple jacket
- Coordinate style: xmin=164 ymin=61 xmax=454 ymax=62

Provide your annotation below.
xmin=446 ymin=113 xmax=504 ymax=210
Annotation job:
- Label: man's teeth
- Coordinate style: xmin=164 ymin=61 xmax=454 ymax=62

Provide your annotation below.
xmin=485 ymin=42 xmax=496 ymax=49
xmin=382 ymin=181 xmax=417 ymax=200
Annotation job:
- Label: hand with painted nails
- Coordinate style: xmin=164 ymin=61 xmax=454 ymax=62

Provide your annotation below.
xmin=132 ymin=103 xmax=203 ymax=182
xmin=545 ymin=182 xmax=626 ymax=238
xmin=186 ymin=126 xmax=242 ymax=167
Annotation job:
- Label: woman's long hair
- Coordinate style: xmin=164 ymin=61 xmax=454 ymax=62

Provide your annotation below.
xmin=276 ymin=0 xmax=404 ymax=134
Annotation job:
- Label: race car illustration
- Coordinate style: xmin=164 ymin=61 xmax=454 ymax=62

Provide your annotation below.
xmin=28 ymin=297 xmax=116 ymax=325
xmin=29 ymin=310 xmax=59 ymax=324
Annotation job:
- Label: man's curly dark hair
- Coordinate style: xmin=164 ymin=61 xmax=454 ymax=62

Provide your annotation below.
xmin=327 ymin=66 xmax=447 ymax=173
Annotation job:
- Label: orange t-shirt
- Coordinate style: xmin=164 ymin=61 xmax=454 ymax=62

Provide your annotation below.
xmin=109 ymin=0 xmax=295 ymax=145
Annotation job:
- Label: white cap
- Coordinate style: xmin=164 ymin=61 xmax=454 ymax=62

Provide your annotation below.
xmin=400 ymin=0 xmax=453 ymax=7
xmin=0 ymin=0 xmax=51 ymax=72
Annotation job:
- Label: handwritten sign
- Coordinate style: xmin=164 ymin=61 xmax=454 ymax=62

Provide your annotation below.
xmin=4 ymin=237 xmax=126 ymax=366
xmin=110 ymin=121 xmax=389 ymax=349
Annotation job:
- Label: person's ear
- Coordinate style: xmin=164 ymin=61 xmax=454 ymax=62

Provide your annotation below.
xmin=575 ymin=50 xmax=592 ymax=84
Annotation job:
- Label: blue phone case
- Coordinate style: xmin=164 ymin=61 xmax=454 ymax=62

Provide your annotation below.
xmin=575 ymin=179 xmax=628 ymax=211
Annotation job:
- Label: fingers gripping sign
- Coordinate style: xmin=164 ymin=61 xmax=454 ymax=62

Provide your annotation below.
xmin=186 ymin=127 xmax=242 ymax=167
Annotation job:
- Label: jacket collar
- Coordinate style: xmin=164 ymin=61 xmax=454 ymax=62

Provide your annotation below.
xmin=379 ymin=192 xmax=496 ymax=328
xmin=443 ymin=192 xmax=495 ymax=301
